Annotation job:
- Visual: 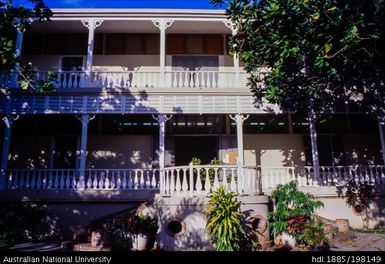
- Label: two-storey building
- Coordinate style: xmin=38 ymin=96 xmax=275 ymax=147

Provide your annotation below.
xmin=0 ymin=0 xmax=384 ymax=249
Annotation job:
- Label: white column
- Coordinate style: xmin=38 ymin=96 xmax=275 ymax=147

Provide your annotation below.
xmin=229 ymin=114 xmax=249 ymax=166
xmin=224 ymin=21 xmax=240 ymax=85
xmin=76 ymin=114 xmax=94 ymax=189
xmin=153 ymin=114 xmax=172 ymax=169
xmin=11 ymin=29 xmax=24 ymax=88
xmin=308 ymin=110 xmax=321 ymax=184
xmin=81 ymin=19 xmax=103 ymax=87
xmin=378 ymin=119 xmax=385 ymax=165
xmin=152 ymin=19 xmax=174 ymax=86
xmin=1 ymin=116 xmax=18 ymax=189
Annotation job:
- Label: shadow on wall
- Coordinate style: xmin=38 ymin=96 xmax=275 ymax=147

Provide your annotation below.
xmin=144 ymin=197 xmax=212 ymax=251
xmin=88 ymin=145 xmax=154 ymax=169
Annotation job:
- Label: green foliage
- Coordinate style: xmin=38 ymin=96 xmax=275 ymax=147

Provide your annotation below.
xmin=190 ymin=157 xmax=223 ymax=184
xmin=19 ymin=62 xmax=57 ymax=92
xmin=126 ymin=213 xmax=158 ymax=236
xmin=298 ymin=219 xmax=331 ymax=249
xmin=344 ymin=179 xmax=374 ymax=211
xmin=269 ymin=181 xmax=324 ymax=239
xmin=211 ymin=0 xmax=385 ymax=118
xmin=344 ymin=179 xmax=374 ymax=229
xmin=206 ymin=187 xmax=245 ymax=251
xmin=111 ymin=222 xmax=132 ymax=250
xmin=0 ymin=202 xmax=57 ymax=248
xmin=0 ymin=0 xmax=52 ymax=72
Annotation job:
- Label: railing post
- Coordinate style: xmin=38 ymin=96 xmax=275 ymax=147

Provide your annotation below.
xmin=189 ymin=162 xmax=194 ymax=195
xmin=76 ymin=114 xmax=95 ymax=189
xmin=152 ymin=114 xmax=172 ymax=195
xmin=81 ymin=19 xmax=103 ymax=87
xmin=308 ymin=109 xmax=321 ymax=185
xmin=378 ymin=119 xmax=385 ymax=166
xmin=224 ymin=21 xmax=240 ymax=87
xmin=0 ymin=115 xmax=18 ymax=189
xmin=11 ymin=27 xmax=24 ymax=88
xmin=229 ymin=114 xmax=249 ymax=193
xmin=152 ymin=19 xmax=174 ymax=87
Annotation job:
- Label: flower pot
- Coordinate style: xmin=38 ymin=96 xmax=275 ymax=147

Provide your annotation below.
xmin=132 ymin=234 xmax=148 ymax=251
xmin=281 ymin=232 xmax=296 ymax=249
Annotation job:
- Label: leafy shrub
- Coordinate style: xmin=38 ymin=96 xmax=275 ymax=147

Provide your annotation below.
xmin=206 ymin=187 xmax=245 ymax=251
xmin=0 ymin=202 xmax=57 ymax=248
xmin=126 ymin=213 xmax=158 ymax=236
xmin=344 ymin=179 xmax=373 ymax=212
xmin=111 ymin=222 xmax=132 ymax=250
xmin=298 ymin=219 xmax=332 ymax=250
xmin=269 ymin=181 xmax=324 ymax=240
xmin=344 ymin=179 xmax=374 ymax=228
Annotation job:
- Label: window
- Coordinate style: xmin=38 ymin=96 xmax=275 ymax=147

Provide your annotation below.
xmin=167 ymin=34 xmax=223 ymax=55
xmin=103 ymin=34 xmax=160 ymax=55
xmin=167 ymin=115 xmax=225 ymax=135
xmin=95 ymin=115 xmax=159 ymax=135
xmin=292 ymin=114 xmax=348 ymax=134
xmin=231 ymin=114 xmax=289 ymax=134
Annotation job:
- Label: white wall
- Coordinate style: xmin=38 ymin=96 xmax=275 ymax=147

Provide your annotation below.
xmin=87 ymin=135 xmax=154 ymax=169
xmin=243 ymin=134 xmax=306 ymax=167
xmin=92 ymin=55 xmax=160 ymax=71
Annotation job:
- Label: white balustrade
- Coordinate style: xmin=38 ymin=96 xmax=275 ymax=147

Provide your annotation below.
xmin=7 ymin=169 xmax=78 ymax=190
xmin=5 ymin=165 xmax=384 ymax=195
xmin=6 ymin=168 xmax=160 ymax=191
xmin=1 ymin=70 xmax=252 ymax=89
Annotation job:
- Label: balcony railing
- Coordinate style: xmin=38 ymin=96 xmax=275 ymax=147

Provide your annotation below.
xmin=0 ymin=70 xmax=250 ymax=90
xmin=5 ymin=165 xmax=384 ymax=196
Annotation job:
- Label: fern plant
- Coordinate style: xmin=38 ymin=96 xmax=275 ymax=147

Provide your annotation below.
xmin=206 ymin=187 xmax=245 ymax=251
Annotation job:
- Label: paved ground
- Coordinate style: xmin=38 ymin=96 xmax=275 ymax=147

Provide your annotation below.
xmin=10 ymin=242 xmax=64 ymax=251
xmin=331 ymin=231 xmax=385 ymax=251
xmin=9 ymin=231 xmax=385 ymax=251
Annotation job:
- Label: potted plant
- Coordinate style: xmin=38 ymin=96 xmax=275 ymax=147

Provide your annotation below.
xmin=127 ymin=213 xmax=158 ymax=251
xmin=269 ymin=181 xmax=324 ymax=249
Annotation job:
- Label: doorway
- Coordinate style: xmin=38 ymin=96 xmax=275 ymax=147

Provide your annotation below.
xmin=174 ymin=136 xmax=218 ymax=166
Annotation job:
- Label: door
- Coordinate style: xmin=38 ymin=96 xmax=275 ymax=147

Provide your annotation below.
xmin=174 ymin=136 xmax=218 ymax=166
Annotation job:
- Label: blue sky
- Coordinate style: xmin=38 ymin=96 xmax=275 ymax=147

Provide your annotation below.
xmin=13 ymin=0 xmax=225 ymax=9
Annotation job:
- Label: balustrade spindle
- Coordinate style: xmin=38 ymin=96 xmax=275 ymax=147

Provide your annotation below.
xmin=196 ymin=169 xmax=202 ymax=194
xmin=182 ymin=169 xmax=188 ymax=193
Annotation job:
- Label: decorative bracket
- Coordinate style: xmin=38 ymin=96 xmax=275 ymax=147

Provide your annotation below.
xmin=2 ymin=115 xmax=19 ymax=128
xmin=152 ymin=114 xmax=173 ymax=123
xmin=223 ymin=20 xmax=237 ymax=35
xmin=81 ymin=19 xmax=104 ymax=30
xmin=229 ymin=114 xmax=249 ymax=123
xmin=152 ymin=19 xmax=174 ymax=31
xmin=76 ymin=114 xmax=96 ymax=125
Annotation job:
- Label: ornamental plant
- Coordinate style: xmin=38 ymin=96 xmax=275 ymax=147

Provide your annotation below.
xmin=206 ymin=187 xmax=245 ymax=251
xmin=269 ymin=181 xmax=324 ymax=240
xmin=344 ymin=179 xmax=374 ymax=229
